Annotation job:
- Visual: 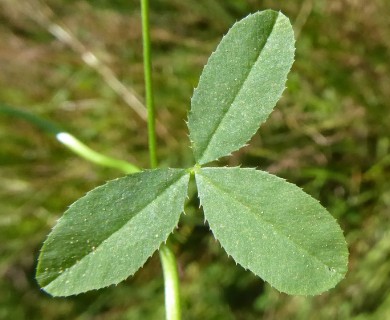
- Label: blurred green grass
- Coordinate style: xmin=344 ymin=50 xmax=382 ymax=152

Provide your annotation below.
xmin=0 ymin=0 xmax=389 ymax=319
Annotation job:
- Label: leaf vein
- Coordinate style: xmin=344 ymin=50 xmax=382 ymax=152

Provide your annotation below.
xmin=48 ymin=171 xmax=188 ymax=285
xmin=198 ymin=171 xmax=336 ymax=271
xmin=197 ymin=13 xmax=279 ymax=163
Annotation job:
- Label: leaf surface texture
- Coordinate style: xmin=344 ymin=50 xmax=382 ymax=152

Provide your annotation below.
xmin=36 ymin=168 xmax=189 ymax=296
xmin=188 ymin=10 xmax=295 ymax=164
xmin=195 ymin=167 xmax=348 ymax=295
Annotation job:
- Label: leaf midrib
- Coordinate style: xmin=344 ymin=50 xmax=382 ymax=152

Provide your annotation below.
xmin=197 ymin=170 xmax=340 ymax=273
xmin=197 ymin=13 xmax=279 ymax=164
xmin=44 ymin=170 xmax=188 ymax=286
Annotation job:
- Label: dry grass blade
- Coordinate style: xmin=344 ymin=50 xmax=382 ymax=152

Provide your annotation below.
xmin=293 ymin=0 xmax=313 ymax=39
xmin=22 ymin=0 xmax=146 ymax=119
xmin=4 ymin=0 xmax=173 ymax=141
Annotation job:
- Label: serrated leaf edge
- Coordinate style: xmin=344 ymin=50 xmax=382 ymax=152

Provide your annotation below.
xmin=195 ymin=167 xmax=348 ymax=294
xmin=38 ymin=169 xmax=190 ymax=295
xmin=188 ymin=11 xmax=295 ymax=165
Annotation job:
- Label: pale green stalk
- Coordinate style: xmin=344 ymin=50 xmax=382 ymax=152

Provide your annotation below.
xmin=0 ymin=104 xmax=140 ymax=174
xmin=140 ymin=1 xmax=182 ymax=319
xmin=55 ymin=132 xmax=140 ymax=174
xmin=159 ymin=244 xmax=182 ymax=320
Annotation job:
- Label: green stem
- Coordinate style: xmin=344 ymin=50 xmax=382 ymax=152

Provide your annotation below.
xmin=0 ymin=103 xmax=62 ymax=135
xmin=141 ymin=0 xmax=157 ymax=169
xmin=55 ymin=132 xmax=140 ymax=174
xmin=160 ymin=245 xmax=182 ymax=320
xmin=140 ymin=1 xmax=181 ymax=319
xmin=0 ymin=103 xmax=140 ymax=174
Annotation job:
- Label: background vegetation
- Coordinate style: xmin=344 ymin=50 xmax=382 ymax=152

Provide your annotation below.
xmin=0 ymin=0 xmax=389 ymax=319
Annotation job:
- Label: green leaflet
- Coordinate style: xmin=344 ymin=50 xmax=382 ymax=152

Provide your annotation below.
xmin=188 ymin=10 xmax=295 ymax=165
xmin=36 ymin=168 xmax=189 ymax=296
xmin=195 ymin=167 xmax=348 ymax=295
